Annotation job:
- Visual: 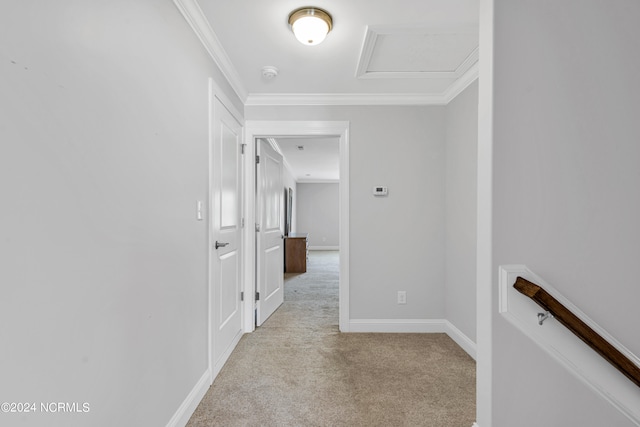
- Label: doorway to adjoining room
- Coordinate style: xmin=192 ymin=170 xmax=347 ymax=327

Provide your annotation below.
xmin=273 ymin=136 xmax=341 ymax=327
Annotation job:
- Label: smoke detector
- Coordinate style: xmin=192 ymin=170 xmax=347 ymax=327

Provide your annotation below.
xmin=261 ymin=66 xmax=279 ymax=79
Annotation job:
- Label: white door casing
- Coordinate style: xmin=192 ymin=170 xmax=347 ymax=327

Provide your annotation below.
xmin=210 ymin=96 xmax=243 ymax=378
xmin=256 ymin=139 xmax=284 ymax=326
xmin=242 ymin=121 xmax=349 ymax=333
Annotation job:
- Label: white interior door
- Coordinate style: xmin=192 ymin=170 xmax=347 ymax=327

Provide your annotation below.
xmin=211 ymin=97 xmax=243 ymax=375
xmin=256 ymin=139 xmax=284 ymax=326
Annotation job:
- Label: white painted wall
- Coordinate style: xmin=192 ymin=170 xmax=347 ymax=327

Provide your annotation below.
xmin=0 ymin=1 xmax=241 ymax=426
xmin=296 ymin=183 xmax=340 ymax=249
xmin=488 ymin=1 xmax=640 ymax=426
xmin=246 ymin=106 xmax=446 ymax=320
xmin=445 ymin=81 xmax=478 ymax=342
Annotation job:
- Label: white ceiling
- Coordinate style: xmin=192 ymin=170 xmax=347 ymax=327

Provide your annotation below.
xmin=177 ymin=0 xmax=478 ymax=181
xmin=183 ymin=0 xmax=479 ymax=104
xmin=275 ymin=137 xmax=340 ymax=182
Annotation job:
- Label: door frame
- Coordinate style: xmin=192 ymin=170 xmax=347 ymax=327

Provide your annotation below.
xmin=242 ymin=121 xmax=350 ymax=332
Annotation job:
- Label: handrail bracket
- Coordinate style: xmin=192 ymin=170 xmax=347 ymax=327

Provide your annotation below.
xmin=537 ymin=311 xmax=554 ymax=325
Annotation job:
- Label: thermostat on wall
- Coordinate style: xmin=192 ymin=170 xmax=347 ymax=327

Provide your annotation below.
xmin=373 ymin=186 xmax=388 ymax=196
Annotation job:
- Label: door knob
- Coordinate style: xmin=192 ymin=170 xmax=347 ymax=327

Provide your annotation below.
xmin=215 ymin=241 xmax=229 ymax=249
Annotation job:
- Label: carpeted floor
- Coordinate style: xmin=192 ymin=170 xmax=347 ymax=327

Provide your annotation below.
xmin=187 ymin=251 xmax=476 ymax=426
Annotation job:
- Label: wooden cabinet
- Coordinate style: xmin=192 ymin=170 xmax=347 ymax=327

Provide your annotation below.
xmin=284 ymin=233 xmax=308 ymax=273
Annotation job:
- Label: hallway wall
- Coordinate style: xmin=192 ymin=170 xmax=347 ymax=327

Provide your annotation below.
xmin=487 ymin=1 xmax=640 ymax=426
xmin=296 ymin=183 xmax=340 ymax=249
xmin=0 ymin=2 xmax=482 ymax=425
xmin=246 ymin=105 xmax=446 ymax=321
xmin=445 ymin=81 xmax=478 ymax=342
xmin=0 ymin=1 xmax=241 ymax=426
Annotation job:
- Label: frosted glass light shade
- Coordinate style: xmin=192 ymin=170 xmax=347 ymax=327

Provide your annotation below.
xmin=288 ymin=7 xmax=333 ymax=46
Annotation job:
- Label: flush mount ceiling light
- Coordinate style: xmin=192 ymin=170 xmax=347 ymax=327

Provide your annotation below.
xmin=288 ymin=7 xmax=333 ymax=46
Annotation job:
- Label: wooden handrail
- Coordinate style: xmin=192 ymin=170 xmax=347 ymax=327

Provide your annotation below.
xmin=513 ymin=276 xmax=640 ymax=388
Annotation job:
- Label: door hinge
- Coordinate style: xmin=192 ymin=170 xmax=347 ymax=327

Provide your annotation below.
xmin=240 ymin=291 xmax=244 ymax=301
xmin=241 ymin=217 xmax=245 ymax=228
xmin=255 ymin=223 xmax=260 ymax=232
xmin=241 ymin=143 xmax=246 ymax=154
xmin=255 ymin=292 xmax=260 ymax=301
xmin=255 ymin=155 xmax=260 ymax=164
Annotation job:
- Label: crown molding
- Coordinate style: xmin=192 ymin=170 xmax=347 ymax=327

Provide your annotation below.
xmin=173 ymin=0 xmax=248 ymax=102
xmin=245 ymin=92 xmax=449 ymax=107
xmin=456 ymin=47 xmax=480 ymax=79
xmin=443 ymin=61 xmax=479 ymax=104
xmin=174 ymin=2 xmax=478 ymax=107
xmin=265 ymin=138 xmax=297 ymax=179
xmin=244 ymin=72 xmax=479 ymax=107
xmin=296 ymin=179 xmax=340 ymax=184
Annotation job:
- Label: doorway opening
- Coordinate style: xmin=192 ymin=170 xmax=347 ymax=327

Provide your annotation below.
xmin=277 ymin=136 xmax=341 ymax=329
xmin=242 ymin=121 xmax=350 ymax=333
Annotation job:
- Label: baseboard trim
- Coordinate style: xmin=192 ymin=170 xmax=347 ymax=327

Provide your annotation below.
xmin=349 ymin=318 xmax=447 ymax=333
xmin=212 ymin=329 xmax=244 ymax=379
xmin=349 ymin=319 xmax=476 ymax=360
xmin=167 ymin=331 xmax=244 ymax=427
xmin=444 ymin=320 xmax=477 ymax=360
xmin=308 ymin=246 xmax=339 ymax=251
xmin=165 ymin=369 xmax=210 ymax=427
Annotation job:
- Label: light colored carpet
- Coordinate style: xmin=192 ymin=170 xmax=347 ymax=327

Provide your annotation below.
xmin=187 ymin=251 xmax=476 ymax=427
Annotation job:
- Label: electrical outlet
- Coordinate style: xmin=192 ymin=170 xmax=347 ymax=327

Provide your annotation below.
xmin=397 ymin=291 xmax=407 ymax=305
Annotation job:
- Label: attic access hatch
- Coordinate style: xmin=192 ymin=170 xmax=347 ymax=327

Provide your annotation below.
xmin=356 ymin=24 xmax=478 ymax=80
